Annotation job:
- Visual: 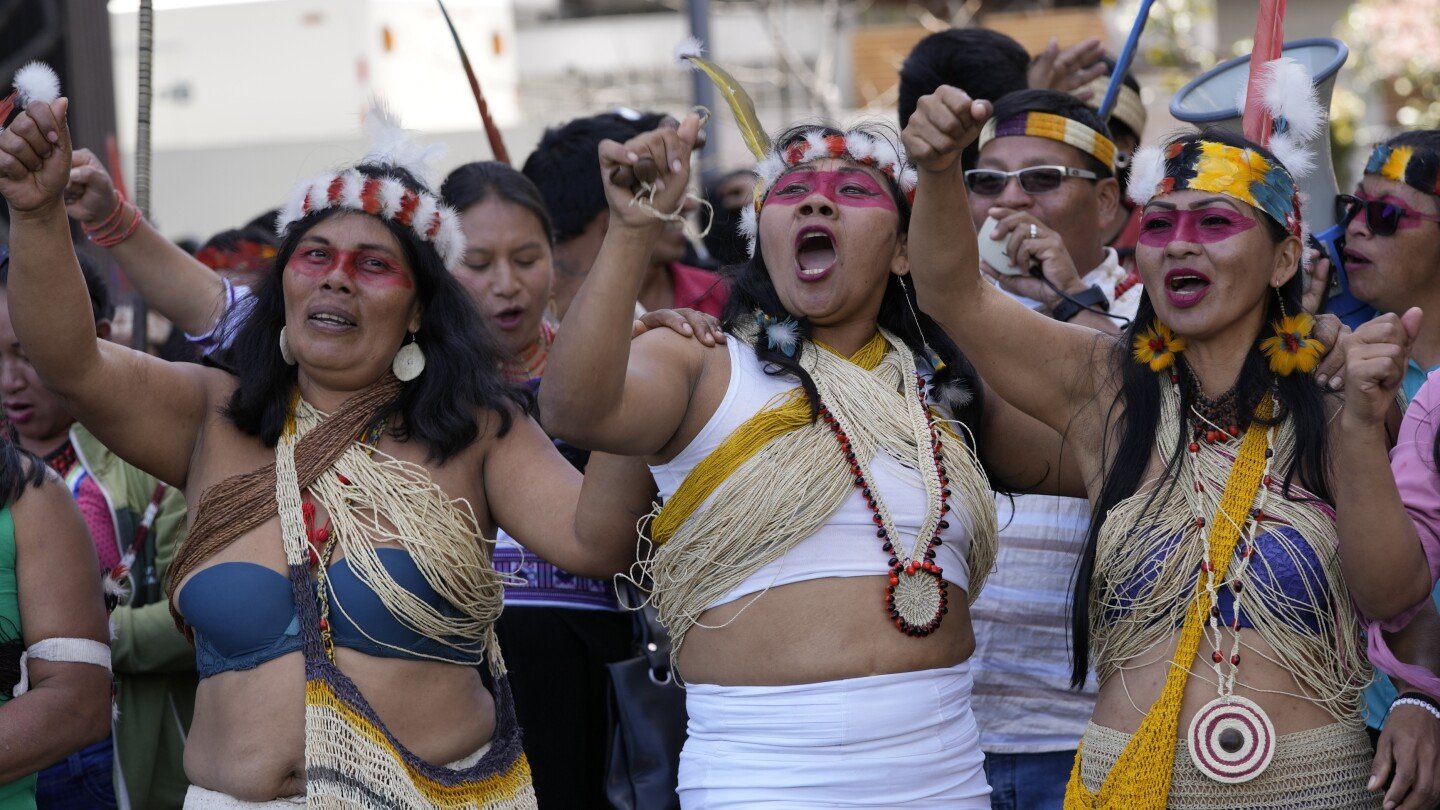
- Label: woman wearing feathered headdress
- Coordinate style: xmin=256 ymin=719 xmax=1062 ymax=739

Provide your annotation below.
xmin=0 ymin=89 xmax=666 ymax=806
xmin=902 ymin=56 xmax=1440 ymax=807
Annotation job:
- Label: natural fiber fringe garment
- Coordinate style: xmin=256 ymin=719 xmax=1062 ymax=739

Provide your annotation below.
xmin=275 ymin=399 xmax=537 ymax=809
xmin=1078 ymin=722 xmax=1380 ymax=809
xmin=1066 ymin=386 xmax=1369 ymax=809
xmin=639 ymin=327 xmax=997 ymax=666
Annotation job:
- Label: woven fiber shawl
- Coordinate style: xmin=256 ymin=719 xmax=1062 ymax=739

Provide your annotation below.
xmin=639 ymin=326 xmax=997 ymax=670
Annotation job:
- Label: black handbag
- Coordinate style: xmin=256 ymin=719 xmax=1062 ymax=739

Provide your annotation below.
xmin=605 ymin=580 xmax=688 ymax=810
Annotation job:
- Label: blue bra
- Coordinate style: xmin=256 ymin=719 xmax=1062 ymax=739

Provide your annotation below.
xmin=1109 ymin=524 xmax=1331 ymax=634
xmin=179 ymin=548 xmax=481 ymax=679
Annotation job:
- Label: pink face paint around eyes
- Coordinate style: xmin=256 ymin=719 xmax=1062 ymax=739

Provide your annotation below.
xmin=1137 ymin=207 xmax=1257 ymax=247
xmin=289 ymin=246 xmax=414 ymax=290
xmin=1355 ymin=192 xmax=1434 ymax=230
xmin=764 ymin=170 xmax=897 ymax=211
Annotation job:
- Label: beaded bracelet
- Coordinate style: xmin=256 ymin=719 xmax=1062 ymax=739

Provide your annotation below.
xmin=82 ymin=191 xmax=143 ymax=248
xmin=1391 ymin=694 xmax=1440 ymax=723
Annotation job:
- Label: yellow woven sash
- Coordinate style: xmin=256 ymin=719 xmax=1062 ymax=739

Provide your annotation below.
xmin=1064 ymin=395 xmax=1274 ymax=809
xmin=651 ymin=333 xmax=888 ymax=545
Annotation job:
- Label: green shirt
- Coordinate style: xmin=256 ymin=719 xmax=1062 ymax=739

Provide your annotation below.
xmin=0 ymin=506 xmax=38 ymax=810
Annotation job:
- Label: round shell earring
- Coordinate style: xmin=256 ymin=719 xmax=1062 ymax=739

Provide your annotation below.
xmin=279 ymin=326 xmax=296 ymax=366
xmin=392 ymin=332 xmax=426 ymax=381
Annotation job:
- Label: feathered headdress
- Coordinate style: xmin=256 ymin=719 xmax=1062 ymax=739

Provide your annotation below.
xmin=0 ymin=62 xmax=61 ymax=123
xmin=275 ymin=103 xmax=465 ymax=271
xmin=1365 ymin=143 xmax=1440 ymax=198
xmin=1127 ymin=56 xmax=1320 ymax=263
xmin=676 ymin=39 xmax=917 ymax=257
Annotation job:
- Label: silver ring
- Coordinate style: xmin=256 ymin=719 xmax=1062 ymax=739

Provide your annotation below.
xmin=1029 ymin=223 xmax=1038 ymax=239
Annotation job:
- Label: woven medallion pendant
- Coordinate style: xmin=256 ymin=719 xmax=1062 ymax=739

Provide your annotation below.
xmin=890 ymin=562 xmax=947 ymax=636
xmin=1187 ymin=695 xmax=1275 ymax=783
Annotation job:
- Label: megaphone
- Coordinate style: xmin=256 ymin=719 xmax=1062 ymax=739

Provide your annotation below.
xmin=1170 ymin=38 xmax=1375 ymax=327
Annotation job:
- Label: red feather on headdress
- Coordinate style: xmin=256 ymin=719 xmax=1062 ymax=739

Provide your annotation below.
xmin=435 ymin=0 xmax=510 ymax=166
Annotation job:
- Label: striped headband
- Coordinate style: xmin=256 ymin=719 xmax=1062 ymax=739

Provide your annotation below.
xmin=276 ymin=168 xmax=465 ymax=272
xmin=738 ymin=128 xmax=918 ymax=257
xmin=1129 ymin=139 xmax=1303 ymax=242
xmin=978 ymin=111 xmax=1117 ymax=171
xmin=1082 ymin=77 xmax=1147 ymax=141
xmin=1366 ymin=144 xmax=1440 ymax=197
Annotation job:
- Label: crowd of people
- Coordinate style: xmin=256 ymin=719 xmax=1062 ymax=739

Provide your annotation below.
xmin=0 ymin=19 xmax=1438 ymax=810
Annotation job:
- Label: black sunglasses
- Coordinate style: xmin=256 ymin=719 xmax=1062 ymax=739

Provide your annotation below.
xmin=963 ymin=165 xmax=1099 ymax=196
xmin=1336 ymin=193 xmax=1440 ymax=236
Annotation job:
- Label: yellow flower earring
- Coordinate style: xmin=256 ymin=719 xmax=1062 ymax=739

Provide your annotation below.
xmin=1133 ymin=321 xmax=1186 ymax=373
xmin=1259 ymin=290 xmax=1323 ymax=376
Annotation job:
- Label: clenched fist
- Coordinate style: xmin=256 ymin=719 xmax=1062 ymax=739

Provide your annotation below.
xmin=901 ymin=86 xmax=992 ymax=175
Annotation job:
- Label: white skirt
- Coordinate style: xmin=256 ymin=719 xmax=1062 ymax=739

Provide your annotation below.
xmin=678 ymin=661 xmax=991 ymax=808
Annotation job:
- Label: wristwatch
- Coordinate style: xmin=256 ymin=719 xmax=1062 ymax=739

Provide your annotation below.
xmin=1052 ymin=284 xmax=1110 ymax=322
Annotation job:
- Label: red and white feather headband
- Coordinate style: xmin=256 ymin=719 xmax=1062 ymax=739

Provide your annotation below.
xmin=276 ymin=105 xmax=465 ymax=271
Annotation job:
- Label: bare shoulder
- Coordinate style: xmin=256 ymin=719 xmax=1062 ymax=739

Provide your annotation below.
xmin=10 ymin=467 xmax=87 ymax=554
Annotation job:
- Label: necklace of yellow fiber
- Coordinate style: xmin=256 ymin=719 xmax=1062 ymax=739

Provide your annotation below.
xmin=1064 ymin=395 xmax=1274 ymax=809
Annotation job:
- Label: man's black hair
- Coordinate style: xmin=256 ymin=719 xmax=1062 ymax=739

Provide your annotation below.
xmin=898 ymin=28 xmax=1032 ymax=171
xmin=521 ymin=114 xmax=647 ymax=244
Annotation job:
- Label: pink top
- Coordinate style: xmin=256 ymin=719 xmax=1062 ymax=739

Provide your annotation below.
xmin=1370 ymin=372 xmax=1440 ymax=698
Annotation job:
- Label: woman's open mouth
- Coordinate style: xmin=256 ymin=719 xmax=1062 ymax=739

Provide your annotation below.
xmin=1164 ymin=268 xmax=1211 ymax=309
xmin=307 ymin=308 xmax=358 ymax=333
xmin=492 ymin=306 xmax=526 ymax=331
xmin=795 ymin=226 xmax=837 ymax=282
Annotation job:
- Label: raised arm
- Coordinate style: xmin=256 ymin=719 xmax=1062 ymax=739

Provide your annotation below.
xmin=539 ymin=114 xmax=708 ymax=454
xmin=65 ymin=148 xmax=229 ymax=337
xmin=0 ymin=100 xmax=215 ymax=487
xmin=1335 ymin=309 xmax=1435 ymax=620
xmin=903 ymin=86 xmax=1110 ymax=436
xmin=0 ymin=471 xmax=111 ymax=783
xmin=484 ymin=413 xmax=654 ymax=578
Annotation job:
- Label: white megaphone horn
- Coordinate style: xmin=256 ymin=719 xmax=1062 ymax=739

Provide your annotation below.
xmin=1170 ymin=38 xmax=1373 ymax=325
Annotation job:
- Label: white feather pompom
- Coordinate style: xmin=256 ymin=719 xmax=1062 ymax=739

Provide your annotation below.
xmin=362 ymin=101 xmax=446 ymax=187
xmin=764 ymin=318 xmax=800 ymax=357
xmin=1261 ymin=58 xmax=1323 ymax=144
xmin=1127 ymin=144 xmax=1167 ymax=208
xmin=13 ymin=61 xmax=60 ymax=106
xmin=738 ymin=204 xmax=758 ymax=256
xmin=674 ymin=37 xmax=704 ymax=64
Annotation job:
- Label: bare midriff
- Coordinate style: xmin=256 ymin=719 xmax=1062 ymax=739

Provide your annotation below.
xmin=182 ymin=637 xmax=496 ymax=801
xmin=676 ymin=575 xmax=975 ymax=686
xmin=1090 ymin=630 xmax=1340 ymax=738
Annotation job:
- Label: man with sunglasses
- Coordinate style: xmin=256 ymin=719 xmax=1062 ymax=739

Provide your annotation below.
xmin=966 ymin=89 xmax=1140 ymax=334
xmin=951 ymin=89 xmax=1139 ymax=810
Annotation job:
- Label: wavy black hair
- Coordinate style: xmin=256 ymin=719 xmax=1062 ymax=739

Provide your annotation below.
xmin=1069 ymin=128 xmax=1331 ymax=686
xmin=720 ymin=124 xmax=987 ymax=444
xmin=223 ymin=164 xmax=528 ymax=462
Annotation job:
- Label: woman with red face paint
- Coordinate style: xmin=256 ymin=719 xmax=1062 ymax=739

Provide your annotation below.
xmin=904 ymin=77 xmax=1440 ymax=807
xmin=0 ymin=97 xmax=671 ymax=807
xmin=539 ymin=101 xmax=1105 ymax=802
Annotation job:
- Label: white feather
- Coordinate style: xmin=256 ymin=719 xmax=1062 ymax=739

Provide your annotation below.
xmin=1269 ymin=134 xmax=1315 ymax=182
xmin=801 ymin=130 xmax=830 ymax=163
xmin=1261 ymin=58 xmax=1323 ymax=145
xmin=765 ymin=319 xmax=800 ymax=356
xmin=898 ymin=166 xmax=918 ymax=196
xmin=755 ymin=153 xmax=786 ymax=188
xmin=1127 ymin=144 xmax=1167 ymax=208
xmin=739 ymin=205 xmax=758 ymax=256
xmin=433 ymin=206 xmax=466 ymax=270
xmin=361 ymin=101 xmax=446 ymax=187
xmin=339 ymin=169 xmax=366 ymax=210
xmin=844 ymin=132 xmax=876 ymax=163
xmin=276 ymin=177 xmax=315 ymax=235
xmin=930 ymin=379 xmax=974 ymax=413
xmin=410 ymin=193 xmax=440 ymax=243
xmin=674 ymin=37 xmax=704 ymax=63
xmin=13 ymin=61 xmax=60 ymax=106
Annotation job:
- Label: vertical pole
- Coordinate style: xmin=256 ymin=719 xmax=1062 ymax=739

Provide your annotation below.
xmin=131 ymin=0 xmax=154 ymax=352
xmin=687 ymin=0 xmax=717 ymax=182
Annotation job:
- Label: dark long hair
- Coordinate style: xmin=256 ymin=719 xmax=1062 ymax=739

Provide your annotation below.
xmin=0 ymin=440 xmax=44 ymax=510
xmin=224 ymin=164 xmax=529 ymax=462
xmin=1069 ymin=129 xmax=1334 ymax=686
xmin=720 ymin=124 xmax=987 ymax=445
xmin=441 ymin=161 xmax=556 ymax=245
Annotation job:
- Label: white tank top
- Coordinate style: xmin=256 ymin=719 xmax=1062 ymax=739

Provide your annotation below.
xmin=649 ymin=337 xmax=973 ymax=611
